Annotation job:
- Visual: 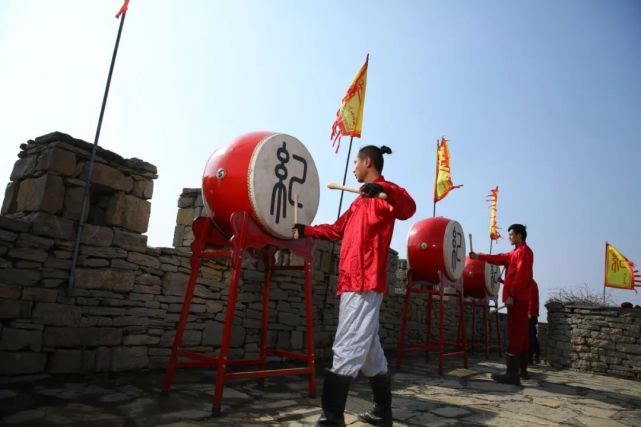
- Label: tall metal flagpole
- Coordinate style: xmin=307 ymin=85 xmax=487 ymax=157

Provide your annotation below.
xmin=68 ymin=4 xmax=129 ymax=292
xmin=320 ymin=136 xmax=355 ymax=322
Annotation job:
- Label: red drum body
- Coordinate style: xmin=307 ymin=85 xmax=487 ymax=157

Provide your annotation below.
xmin=407 ymin=217 xmax=466 ymax=283
xmin=202 ymin=132 xmax=320 ymax=240
xmin=463 ymin=257 xmax=500 ymax=298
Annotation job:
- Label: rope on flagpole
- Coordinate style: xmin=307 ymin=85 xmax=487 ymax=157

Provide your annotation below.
xmin=68 ymin=6 xmax=129 ymax=292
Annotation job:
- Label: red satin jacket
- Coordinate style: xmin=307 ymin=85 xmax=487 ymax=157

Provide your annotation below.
xmin=304 ymin=177 xmax=416 ymax=294
xmin=478 ymin=243 xmax=534 ymax=303
xmin=529 ymin=279 xmax=539 ymax=318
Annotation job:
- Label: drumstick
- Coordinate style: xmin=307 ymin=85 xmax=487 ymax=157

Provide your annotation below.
xmin=490 ymin=305 xmax=506 ymax=314
xmin=469 ymin=233 xmax=474 ymax=253
xmin=327 ymin=182 xmax=387 ymax=200
xmin=293 ymin=193 xmax=300 ymax=239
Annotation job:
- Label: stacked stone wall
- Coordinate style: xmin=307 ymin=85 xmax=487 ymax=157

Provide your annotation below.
xmin=546 ymin=302 xmax=641 ymax=380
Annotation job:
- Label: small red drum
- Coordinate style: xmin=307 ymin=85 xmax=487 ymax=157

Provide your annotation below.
xmin=407 ymin=217 xmax=466 ymax=283
xmin=202 ymin=132 xmax=320 ymax=239
xmin=463 ymin=257 xmax=501 ymax=298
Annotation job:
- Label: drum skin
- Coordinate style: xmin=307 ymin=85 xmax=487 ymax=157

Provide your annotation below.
xmin=462 ymin=257 xmax=501 ymax=298
xmin=407 ymin=217 xmax=466 ymax=283
xmin=202 ymin=132 xmax=320 ymax=240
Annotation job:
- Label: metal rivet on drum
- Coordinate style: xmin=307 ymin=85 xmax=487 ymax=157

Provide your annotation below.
xmin=216 ymin=168 xmax=226 ymax=179
xmin=419 ymin=242 xmax=428 ymax=250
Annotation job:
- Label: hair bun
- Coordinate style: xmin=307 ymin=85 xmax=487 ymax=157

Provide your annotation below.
xmin=380 ymin=145 xmax=392 ymax=155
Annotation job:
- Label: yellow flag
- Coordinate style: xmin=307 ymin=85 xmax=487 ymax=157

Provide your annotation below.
xmin=433 ymin=136 xmax=462 ymax=202
xmin=604 ymin=242 xmax=640 ymax=290
xmin=330 ymin=55 xmax=368 ymax=153
xmin=487 ymin=186 xmax=502 ymax=240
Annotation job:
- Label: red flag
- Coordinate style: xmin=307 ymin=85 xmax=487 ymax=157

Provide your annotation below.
xmin=116 ymin=0 xmax=129 ymax=19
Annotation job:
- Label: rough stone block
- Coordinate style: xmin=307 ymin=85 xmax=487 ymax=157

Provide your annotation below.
xmin=44 ymin=327 xmax=122 ymax=347
xmin=74 ymin=268 xmax=136 ymax=293
xmin=162 ymin=272 xmax=189 ymax=296
xmin=80 ymin=224 xmax=114 ymax=247
xmin=48 ymin=349 xmax=95 ymax=374
xmin=16 ymin=174 xmax=65 ymax=214
xmin=0 ymin=351 xmax=46 ymax=375
xmin=0 ymin=301 xmax=32 ymax=319
xmin=7 ymin=247 xmax=48 ymax=263
xmin=133 ymin=179 xmax=154 ymax=200
xmin=32 ymin=302 xmax=81 ymax=326
xmin=1 ymin=182 xmax=18 ymax=214
xmin=0 ymin=327 xmax=42 ymax=351
xmin=80 ymin=246 xmax=127 ymax=258
xmin=90 ymin=162 xmax=133 ymax=193
xmin=25 ymin=212 xmax=75 ymax=240
xmin=127 ymin=252 xmax=160 ymax=269
xmin=15 ymin=233 xmax=54 ymax=250
xmin=105 ymin=193 xmax=150 ymax=233
xmin=0 ymin=284 xmax=21 ymax=299
xmin=161 ymin=329 xmax=202 ymax=347
xmin=62 ymin=186 xmax=85 ymax=221
xmin=0 ymin=268 xmax=41 ymax=286
xmin=10 ymin=156 xmax=37 ymax=181
xmin=176 ymin=208 xmax=195 ymax=226
xmin=113 ymin=229 xmax=147 ymax=252
xmin=111 ymin=346 xmax=149 ymax=372
xmin=36 ymin=147 xmax=77 ymax=176
xmin=21 ymin=288 xmax=58 ymax=303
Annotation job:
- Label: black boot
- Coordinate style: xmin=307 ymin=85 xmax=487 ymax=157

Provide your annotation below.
xmin=357 ymin=370 xmax=392 ymax=427
xmin=316 ymin=370 xmax=352 ymax=426
xmin=491 ymin=354 xmax=521 ymax=385
xmin=520 ymin=355 xmax=529 ymax=380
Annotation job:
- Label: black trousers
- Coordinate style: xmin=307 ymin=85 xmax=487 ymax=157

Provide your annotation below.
xmin=528 ymin=317 xmax=540 ymax=362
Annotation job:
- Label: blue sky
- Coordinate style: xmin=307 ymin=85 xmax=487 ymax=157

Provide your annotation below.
xmin=1 ymin=1 xmax=640 ymax=316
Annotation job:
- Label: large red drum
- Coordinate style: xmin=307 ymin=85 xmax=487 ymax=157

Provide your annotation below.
xmin=202 ymin=132 xmax=320 ymax=239
xmin=407 ymin=217 xmax=466 ymax=283
xmin=463 ymin=257 xmax=501 ymax=298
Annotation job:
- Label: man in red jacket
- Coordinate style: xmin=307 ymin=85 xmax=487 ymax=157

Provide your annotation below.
xmin=294 ymin=145 xmax=416 ymax=427
xmin=470 ymin=224 xmax=533 ymax=385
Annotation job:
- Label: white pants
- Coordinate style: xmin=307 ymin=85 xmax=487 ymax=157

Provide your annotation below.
xmin=331 ymin=291 xmax=388 ymax=378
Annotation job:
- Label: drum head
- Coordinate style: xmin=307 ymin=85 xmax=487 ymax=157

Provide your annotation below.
xmin=484 ymin=263 xmax=501 ymax=297
xmin=248 ymin=133 xmax=320 ymax=239
xmin=442 ymin=220 xmax=466 ymax=280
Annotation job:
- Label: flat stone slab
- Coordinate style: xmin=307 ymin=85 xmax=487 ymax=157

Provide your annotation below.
xmin=1 ymin=356 xmax=641 ymax=426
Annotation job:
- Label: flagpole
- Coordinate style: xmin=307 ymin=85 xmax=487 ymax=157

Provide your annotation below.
xmin=68 ymin=8 xmax=128 ymax=292
xmin=489 ymin=239 xmax=493 ymax=255
xmin=321 ymin=136 xmax=355 ymax=322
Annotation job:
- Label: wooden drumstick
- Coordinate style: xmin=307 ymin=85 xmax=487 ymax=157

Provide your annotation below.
xmin=293 ymin=193 xmax=300 ymax=239
xmin=490 ymin=305 xmax=506 ymax=314
xmin=327 ymin=182 xmax=387 ymax=200
xmin=469 ymin=233 xmax=474 ymax=253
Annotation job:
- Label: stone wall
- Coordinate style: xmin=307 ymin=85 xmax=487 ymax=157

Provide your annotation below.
xmin=0 ymin=132 xmax=506 ymax=376
xmin=546 ymin=302 xmax=641 ymax=380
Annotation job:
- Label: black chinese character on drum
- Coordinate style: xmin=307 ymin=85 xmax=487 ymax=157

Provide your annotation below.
xmin=451 ymin=227 xmax=463 ymax=272
xmin=270 ymin=141 xmax=307 ymax=224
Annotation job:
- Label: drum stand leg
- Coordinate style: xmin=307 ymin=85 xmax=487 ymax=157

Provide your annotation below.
xmin=304 ymin=257 xmax=316 ymax=397
xmin=494 ymin=302 xmax=502 ymax=357
xmin=258 ymin=252 xmax=273 ymax=387
xmin=211 ymin=246 xmax=244 ymax=415
xmin=470 ymin=301 xmax=476 ymax=353
xmin=426 ymin=287 xmax=433 ymax=362
xmin=483 ymin=300 xmax=490 ymax=359
xmin=396 ymin=271 xmax=413 ymax=369
xmin=458 ymin=291 xmax=468 ymax=369
xmin=438 ymin=285 xmax=445 ymax=375
xmin=163 ymin=220 xmax=209 ymax=393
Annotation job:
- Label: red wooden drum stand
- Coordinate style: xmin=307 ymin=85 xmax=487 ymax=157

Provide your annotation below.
xmin=462 ymin=256 xmax=502 ymax=358
xmin=396 ymin=270 xmax=468 ymax=375
xmin=162 ymin=212 xmax=316 ymax=415
xmin=466 ymin=297 xmax=502 ymax=358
